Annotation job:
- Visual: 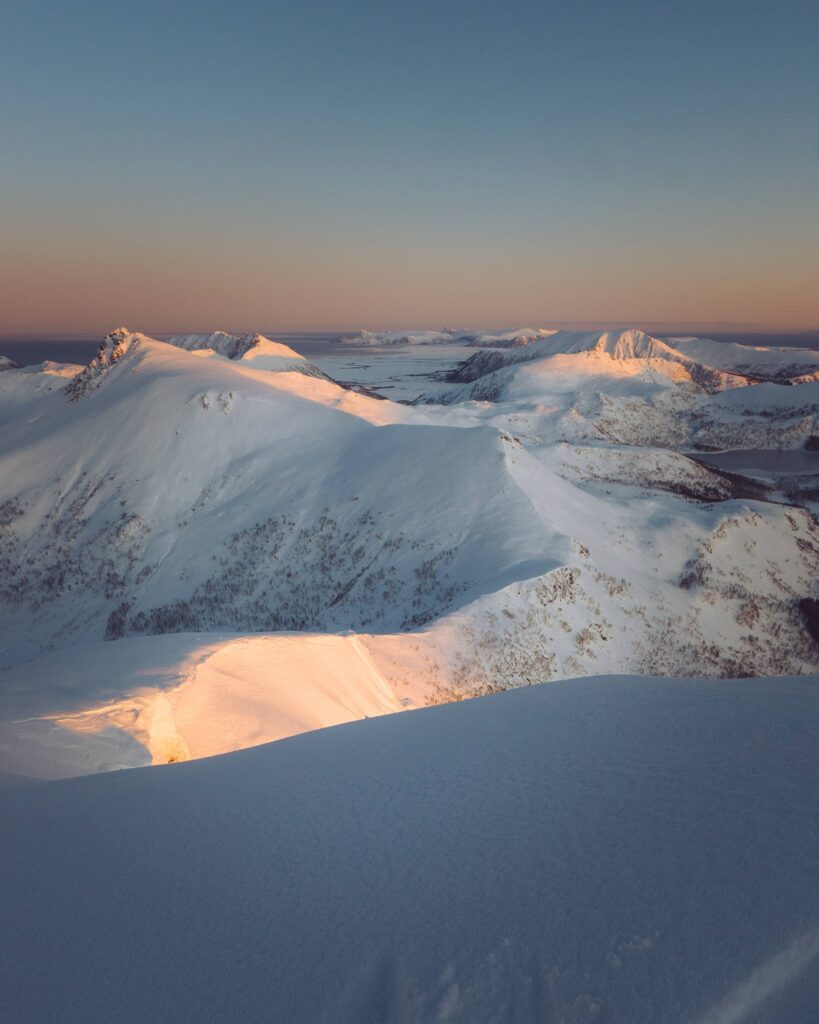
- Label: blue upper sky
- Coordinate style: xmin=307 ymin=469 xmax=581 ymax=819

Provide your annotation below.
xmin=2 ymin=0 xmax=818 ymax=332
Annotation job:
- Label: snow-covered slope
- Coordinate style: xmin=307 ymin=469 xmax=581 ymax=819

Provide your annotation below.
xmin=0 ymin=632 xmax=407 ymax=779
xmin=666 ymin=335 xmax=819 ymax=382
xmin=419 ymin=328 xmax=819 ymax=451
xmin=0 ymin=330 xmax=561 ymax=668
xmin=436 ymin=328 xmax=748 ymax=394
xmin=0 ymin=359 xmax=83 ymax=426
xmin=0 ymin=354 xmax=20 ymax=371
xmin=2 ymin=674 xmax=817 ymax=1024
xmin=342 ymin=325 xmax=819 ymax=380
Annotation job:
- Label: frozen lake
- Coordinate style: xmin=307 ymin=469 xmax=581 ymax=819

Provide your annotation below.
xmin=305 ymin=342 xmax=472 ymax=402
xmin=692 ymin=448 xmax=819 ymax=476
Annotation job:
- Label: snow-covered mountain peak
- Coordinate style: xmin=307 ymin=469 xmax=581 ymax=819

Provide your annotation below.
xmin=166 ymin=330 xmax=330 ymax=377
xmin=0 ymin=354 xmax=21 ymax=371
xmin=167 ymin=330 xmax=280 ymax=360
xmin=432 ymin=327 xmax=751 ymax=408
xmin=588 ymin=327 xmax=670 ymax=358
xmin=665 ymin=335 xmax=819 ymax=382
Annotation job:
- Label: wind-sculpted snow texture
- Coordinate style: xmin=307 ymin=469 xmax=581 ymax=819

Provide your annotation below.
xmin=1 ymin=675 xmax=818 ymax=1024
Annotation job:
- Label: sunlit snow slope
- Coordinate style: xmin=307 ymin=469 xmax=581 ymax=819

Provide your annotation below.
xmin=0 ymin=632 xmax=407 ymax=779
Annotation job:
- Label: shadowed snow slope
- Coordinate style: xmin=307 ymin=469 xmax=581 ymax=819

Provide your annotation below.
xmin=1 ymin=674 xmax=817 ymax=1024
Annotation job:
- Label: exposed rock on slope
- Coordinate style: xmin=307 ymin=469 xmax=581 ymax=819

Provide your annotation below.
xmin=64 ymin=328 xmax=133 ymax=401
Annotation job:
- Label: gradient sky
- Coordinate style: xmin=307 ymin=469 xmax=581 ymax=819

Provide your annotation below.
xmin=2 ymin=0 xmax=818 ymax=334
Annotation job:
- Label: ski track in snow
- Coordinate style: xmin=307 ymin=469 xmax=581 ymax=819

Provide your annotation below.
xmin=691 ymin=925 xmax=819 ymax=1024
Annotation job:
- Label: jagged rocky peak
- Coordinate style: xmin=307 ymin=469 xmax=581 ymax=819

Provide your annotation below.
xmin=64 ymin=327 xmax=136 ymax=401
xmin=99 ymin=326 xmax=132 ymax=361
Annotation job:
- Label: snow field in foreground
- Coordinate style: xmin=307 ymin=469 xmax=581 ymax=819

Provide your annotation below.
xmin=1 ymin=675 xmax=817 ymax=1024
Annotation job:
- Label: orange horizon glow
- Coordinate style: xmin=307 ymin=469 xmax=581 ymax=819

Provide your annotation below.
xmin=2 ymin=227 xmax=818 ymax=337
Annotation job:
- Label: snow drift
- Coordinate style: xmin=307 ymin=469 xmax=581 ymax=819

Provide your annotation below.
xmin=1 ymin=674 xmax=817 ymax=1023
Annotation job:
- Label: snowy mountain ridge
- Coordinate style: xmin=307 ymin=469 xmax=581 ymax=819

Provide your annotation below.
xmin=0 ymin=326 xmax=817 ymax=776
xmin=435 ymin=328 xmax=750 ymax=393
xmin=165 ymin=330 xmax=332 ymax=376
xmin=334 ymin=325 xmax=819 ymax=381
xmin=665 ymin=334 xmax=819 ymax=381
